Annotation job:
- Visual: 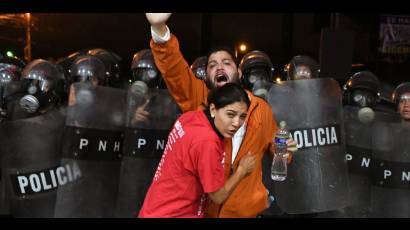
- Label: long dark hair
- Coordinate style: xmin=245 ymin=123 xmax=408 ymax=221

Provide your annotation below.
xmin=207 ymin=83 xmax=250 ymax=110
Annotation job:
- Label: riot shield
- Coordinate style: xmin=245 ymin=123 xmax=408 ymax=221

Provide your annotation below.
xmin=267 ymin=78 xmax=348 ymax=214
xmin=0 ymin=170 xmax=8 ymax=216
xmin=342 ymin=105 xmax=374 ymax=217
xmin=260 ymin=152 xmax=286 ymax=217
xmin=341 ymin=106 xmax=401 ymax=217
xmin=370 ymin=121 xmax=410 ymax=218
xmin=54 ymin=83 xmax=126 ymax=217
xmin=114 ymin=87 xmax=180 ymax=217
xmin=0 ymin=126 xmax=5 ymax=216
xmin=0 ymin=108 xmax=66 ymax=217
xmin=1 ymin=81 xmax=31 ymax=122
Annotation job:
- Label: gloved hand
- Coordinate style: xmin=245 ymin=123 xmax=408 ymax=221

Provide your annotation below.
xmin=131 ymin=99 xmax=150 ymax=126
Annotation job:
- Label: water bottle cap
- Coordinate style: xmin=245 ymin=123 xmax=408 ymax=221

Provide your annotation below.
xmin=279 ymin=121 xmax=286 ymax=128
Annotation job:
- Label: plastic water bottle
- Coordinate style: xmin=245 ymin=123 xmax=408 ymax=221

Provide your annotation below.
xmin=271 ymin=121 xmax=289 ymax=181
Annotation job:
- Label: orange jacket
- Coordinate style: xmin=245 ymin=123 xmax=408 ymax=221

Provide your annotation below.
xmin=150 ymin=34 xmax=277 ymax=217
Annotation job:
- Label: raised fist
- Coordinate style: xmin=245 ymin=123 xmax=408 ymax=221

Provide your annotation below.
xmin=145 ymin=13 xmax=172 ymax=26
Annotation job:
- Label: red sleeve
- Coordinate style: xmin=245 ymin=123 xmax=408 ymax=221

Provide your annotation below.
xmin=150 ymin=34 xmax=209 ymax=112
xmin=193 ymin=140 xmax=225 ymax=193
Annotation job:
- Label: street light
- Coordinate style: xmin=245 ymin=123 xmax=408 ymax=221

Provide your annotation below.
xmin=235 ymin=42 xmax=248 ymax=58
xmin=0 ymin=13 xmax=35 ymax=61
xmin=6 ymin=50 xmax=14 ymax=57
xmin=239 ymin=44 xmax=247 ymax=52
xmin=24 ymin=13 xmax=31 ymax=62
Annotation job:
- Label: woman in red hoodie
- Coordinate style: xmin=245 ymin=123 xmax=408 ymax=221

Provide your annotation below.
xmin=139 ymin=83 xmax=256 ymax=218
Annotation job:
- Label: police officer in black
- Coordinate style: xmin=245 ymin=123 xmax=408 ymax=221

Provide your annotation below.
xmin=392 ymin=82 xmax=410 ymax=123
xmin=0 ymin=56 xmax=26 ymax=122
xmin=130 ymin=49 xmax=166 ymax=89
xmin=239 ymin=50 xmax=274 ymax=100
xmin=19 ymin=59 xmax=65 ymax=116
xmin=0 ymin=56 xmax=25 ymax=217
xmin=286 ymin=55 xmax=319 ymax=81
xmin=69 ymin=54 xmax=107 ymax=87
xmin=87 ymin=48 xmax=123 ymax=88
xmin=129 ymin=49 xmax=173 ymax=127
xmin=59 ymin=48 xmax=122 ymax=90
xmin=0 ymin=59 xmax=66 ymax=218
xmin=342 ymin=71 xmax=385 ymax=124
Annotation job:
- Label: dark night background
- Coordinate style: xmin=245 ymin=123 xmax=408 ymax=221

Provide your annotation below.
xmin=0 ymin=13 xmax=408 ymax=91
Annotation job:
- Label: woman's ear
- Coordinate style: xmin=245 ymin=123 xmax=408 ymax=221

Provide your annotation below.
xmin=209 ymin=103 xmax=216 ymax=118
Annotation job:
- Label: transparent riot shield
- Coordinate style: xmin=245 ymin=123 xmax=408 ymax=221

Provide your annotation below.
xmin=114 ymin=87 xmax=180 ymax=217
xmin=370 ymin=121 xmax=410 ymax=218
xmin=340 ymin=106 xmax=401 ymax=217
xmin=0 ymin=126 xmax=6 ymax=216
xmin=342 ymin=106 xmax=373 ymax=217
xmin=341 ymin=105 xmax=374 ymax=217
xmin=0 ymin=108 xmax=66 ymax=217
xmin=267 ymin=78 xmax=349 ymax=214
xmin=0 ymin=171 xmax=7 ymax=216
xmin=260 ymin=152 xmax=286 ymax=217
xmin=54 ymin=83 xmax=126 ymax=217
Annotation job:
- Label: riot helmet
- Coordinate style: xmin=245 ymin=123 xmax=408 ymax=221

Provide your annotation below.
xmin=239 ymin=50 xmax=274 ymax=90
xmin=392 ymin=82 xmax=410 ymax=105
xmin=55 ymin=63 xmax=73 ymax=105
xmin=0 ymin=56 xmax=25 ymax=86
xmin=392 ymin=82 xmax=410 ymax=121
xmin=286 ymin=55 xmax=319 ymax=80
xmin=87 ymin=48 xmax=122 ymax=87
xmin=57 ymin=50 xmax=88 ymax=73
xmin=131 ymin=49 xmax=166 ymax=89
xmin=19 ymin=59 xmax=64 ymax=114
xmin=343 ymin=71 xmax=380 ymax=124
xmin=344 ymin=71 xmax=380 ymax=108
xmin=0 ymin=56 xmax=26 ymax=120
xmin=57 ymin=50 xmax=91 ymax=102
xmin=190 ymin=56 xmax=207 ymax=80
xmin=70 ymin=55 xmax=106 ymax=86
xmin=239 ymin=50 xmax=274 ymax=100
